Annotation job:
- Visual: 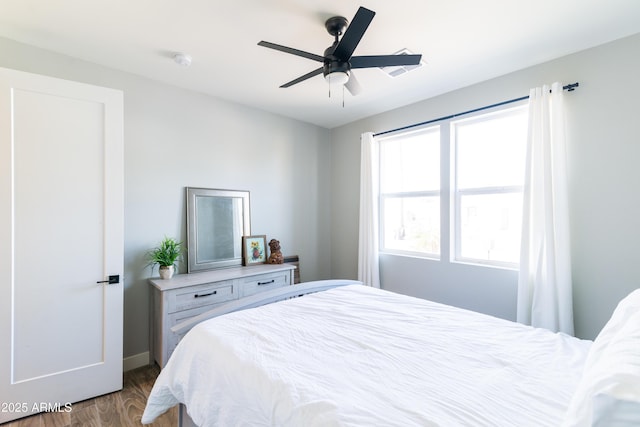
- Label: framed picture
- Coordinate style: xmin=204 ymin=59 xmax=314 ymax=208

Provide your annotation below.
xmin=242 ymin=235 xmax=267 ymax=265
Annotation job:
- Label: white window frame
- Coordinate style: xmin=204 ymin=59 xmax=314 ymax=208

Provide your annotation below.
xmin=452 ymin=186 xmax=524 ymax=269
xmin=378 ymin=126 xmax=441 ymax=259
xmin=377 ymin=101 xmax=528 ymax=270
xmin=379 ymin=190 xmax=441 ymax=259
xmin=450 ymin=104 xmax=527 ymax=269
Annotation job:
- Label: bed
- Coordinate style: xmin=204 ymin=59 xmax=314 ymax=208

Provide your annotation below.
xmin=141 ymin=281 xmax=640 ymax=427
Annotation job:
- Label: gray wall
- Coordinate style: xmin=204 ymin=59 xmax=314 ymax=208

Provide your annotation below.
xmin=330 ymin=33 xmax=640 ymax=340
xmin=2 ymin=30 xmax=638 ymax=360
xmin=0 ymin=37 xmax=332 ymax=360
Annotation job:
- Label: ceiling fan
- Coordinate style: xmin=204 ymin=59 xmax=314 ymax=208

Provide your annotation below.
xmin=258 ymin=6 xmax=422 ymax=95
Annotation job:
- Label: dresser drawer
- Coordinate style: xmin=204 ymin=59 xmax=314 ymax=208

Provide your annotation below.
xmin=167 ymin=280 xmax=236 ymax=313
xmin=165 ymin=304 xmax=219 ymax=361
xmin=241 ymin=271 xmax=290 ymax=297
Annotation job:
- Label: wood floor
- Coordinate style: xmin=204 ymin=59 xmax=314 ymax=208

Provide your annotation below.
xmin=3 ymin=364 xmax=177 ymax=427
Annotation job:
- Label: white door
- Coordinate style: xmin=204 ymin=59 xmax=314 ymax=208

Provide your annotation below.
xmin=0 ymin=67 xmax=124 ymax=423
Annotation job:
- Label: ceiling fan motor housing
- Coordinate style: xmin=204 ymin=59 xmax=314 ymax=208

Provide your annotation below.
xmin=323 ymin=44 xmax=350 ymax=77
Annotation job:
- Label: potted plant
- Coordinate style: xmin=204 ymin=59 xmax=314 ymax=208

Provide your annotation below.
xmin=148 ymin=237 xmax=184 ymax=279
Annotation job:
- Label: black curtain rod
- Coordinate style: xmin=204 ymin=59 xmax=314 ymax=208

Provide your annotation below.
xmin=374 ymin=82 xmax=579 ymax=137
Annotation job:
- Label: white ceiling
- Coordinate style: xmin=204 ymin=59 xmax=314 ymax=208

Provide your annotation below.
xmin=1 ymin=1 xmax=639 ymax=128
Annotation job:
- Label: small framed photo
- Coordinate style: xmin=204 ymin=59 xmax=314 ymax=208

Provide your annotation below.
xmin=242 ymin=235 xmax=267 ymax=265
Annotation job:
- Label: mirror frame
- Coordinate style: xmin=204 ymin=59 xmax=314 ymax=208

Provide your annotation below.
xmin=186 ymin=187 xmax=251 ymax=272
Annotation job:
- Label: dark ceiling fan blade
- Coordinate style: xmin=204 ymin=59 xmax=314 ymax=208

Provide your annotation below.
xmin=280 ymin=67 xmax=324 ymax=88
xmin=344 ymin=72 xmax=362 ymax=96
xmin=332 ymin=6 xmax=375 ymax=61
xmin=351 ymin=54 xmax=422 ymax=69
xmin=258 ymin=41 xmax=325 ymax=62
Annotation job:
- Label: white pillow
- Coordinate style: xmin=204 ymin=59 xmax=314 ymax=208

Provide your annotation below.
xmin=562 ymin=289 xmax=640 ymax=427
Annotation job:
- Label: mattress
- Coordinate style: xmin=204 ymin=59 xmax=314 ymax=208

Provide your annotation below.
xmin=142 ymin=284 xmax=591 ymax=426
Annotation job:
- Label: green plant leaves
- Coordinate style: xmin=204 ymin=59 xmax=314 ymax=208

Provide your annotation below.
xmin=148 ymin=237 xmax=184 ymax=267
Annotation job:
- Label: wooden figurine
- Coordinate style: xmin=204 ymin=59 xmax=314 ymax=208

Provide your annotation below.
xmin=267 ymin=239 xmax=284 ymax=264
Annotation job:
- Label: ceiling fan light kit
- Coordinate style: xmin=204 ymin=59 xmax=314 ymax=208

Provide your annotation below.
xmin=325 ymin=71 xmax=350 ymax=85
xmin=258 ymin=6 xmax=422 ymax=96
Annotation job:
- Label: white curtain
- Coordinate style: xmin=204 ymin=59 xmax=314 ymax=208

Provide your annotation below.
xmin=358 ymin=132 xmax=381 ymax=288
xmin=517 ymin=82 xmax=574 ymax=335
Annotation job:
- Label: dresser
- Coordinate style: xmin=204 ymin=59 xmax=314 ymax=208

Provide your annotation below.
xmin=149 ymin=264 xmax=295 ymax=368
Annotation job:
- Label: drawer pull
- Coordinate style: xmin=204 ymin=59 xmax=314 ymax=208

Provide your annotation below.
xmin=258 ymin=279 xmax=275 ymax=286
xmin=194 ymin=290 xmax=217 ymax=298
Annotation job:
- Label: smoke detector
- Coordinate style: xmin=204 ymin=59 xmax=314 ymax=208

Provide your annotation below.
xmin=173 ymin=53 xmax=192 ymax=67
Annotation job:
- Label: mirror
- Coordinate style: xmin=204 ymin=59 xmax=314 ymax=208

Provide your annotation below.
xmin=186 ymin=188 xmax=251 ymax=272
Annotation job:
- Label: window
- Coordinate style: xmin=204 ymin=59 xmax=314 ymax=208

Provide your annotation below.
xmin=379 ymin=127 xmax=440 ymax=257
xmin=452 ymin=106 xmax=527 ymax=266
xmin=378 ymin=103 xmax=528 ymax=268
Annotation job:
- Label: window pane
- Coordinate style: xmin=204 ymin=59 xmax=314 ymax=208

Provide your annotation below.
xmin=459 ymin=193 xmax=522 ymax=264
xmin=455 ymin=109 xmax=527 ymax=189
xmin=382 ymin=196 xmax=440 ymax=255
xmin=380 ymin=128 xmax=440 ymax=193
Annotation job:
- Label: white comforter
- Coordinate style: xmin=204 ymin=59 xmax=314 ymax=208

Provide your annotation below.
xmin=142 ymin=284 xmax=591 ymax=426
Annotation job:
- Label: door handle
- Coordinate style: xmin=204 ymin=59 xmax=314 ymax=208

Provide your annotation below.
xmin=97 ymin=275 xmax=120 ymax=284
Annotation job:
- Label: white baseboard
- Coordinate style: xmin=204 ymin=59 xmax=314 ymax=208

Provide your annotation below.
xmin=123 ymin=351 xmax=150 ymax=372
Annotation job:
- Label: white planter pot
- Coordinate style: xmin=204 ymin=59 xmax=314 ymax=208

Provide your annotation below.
xmin=159 ymin=265 xmax=175 ymax=280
